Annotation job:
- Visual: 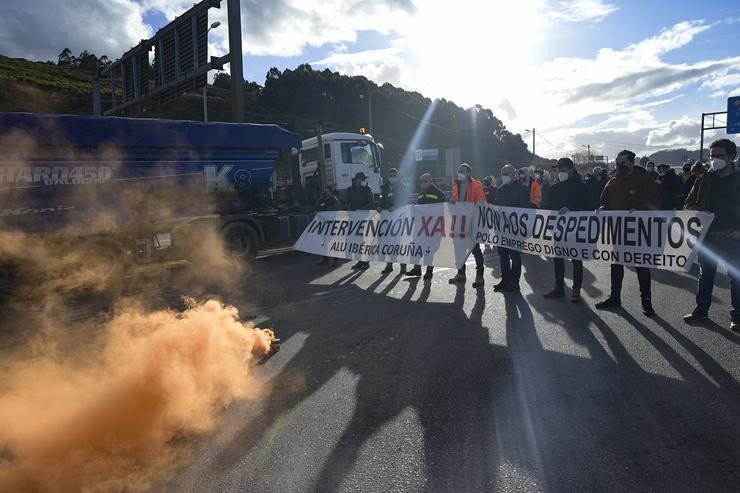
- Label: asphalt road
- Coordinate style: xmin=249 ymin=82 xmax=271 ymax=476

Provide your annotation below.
xmin=158 ymin=249 xmax=739 ymax=492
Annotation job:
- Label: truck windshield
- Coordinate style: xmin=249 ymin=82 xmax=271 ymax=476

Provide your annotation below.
xmin=341 ymin=141 xmax=377 ymax=167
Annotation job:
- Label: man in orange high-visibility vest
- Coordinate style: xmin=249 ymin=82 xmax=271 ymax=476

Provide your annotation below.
xmin=449 ymin=163 xmax=486 ymax=288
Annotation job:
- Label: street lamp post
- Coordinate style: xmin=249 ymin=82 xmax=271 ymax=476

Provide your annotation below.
xmin=203 ymin=21 xmax=222 ymax=122
xmin=581 ymin=144 xmax=591 ymax=164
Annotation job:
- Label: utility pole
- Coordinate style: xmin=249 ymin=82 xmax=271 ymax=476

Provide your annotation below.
xmin=525 ymin=128 xmax=536 ymax=166
xmin=203 ymin=86 xmax=208 ymax=122
xmin=227 ymin=0 xmax=245 ymax=122
xmin=92 ymin=71 xmax=101 ymax=116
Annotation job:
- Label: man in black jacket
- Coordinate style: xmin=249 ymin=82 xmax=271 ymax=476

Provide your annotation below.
xmin=656 ymin=163 xmax=683 ymax=210
xmin=683 ymin=139 xmax=740 ymax=331
xmin=406 ymin=173 xmax=446 ymax=279
xmin=346 ymin=172 xmax=375 ymax=270
xmin=379 ymin=167 xmax=409 ymax=274
xmin=543 ymin=158 xmax=591 ymax=301
xmin=315 ymin=187 xmax=344 ymax=266
xmin=493 ymin=164 xmax=531 ymax=292
xmin=586 ymin=166 xmax=607 ymax=210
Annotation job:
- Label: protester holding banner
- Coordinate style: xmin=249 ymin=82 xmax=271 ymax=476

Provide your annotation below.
xmin=314 ymin=187 xmax=345 ymax=267
xmin=379 ymin=167 xmax=409 ymax=274
xmin=542 ymin=158 xmax=591 ymax=302
xmin=449 ymin=163 xmax=487 ymax=287
xmin=406 ymin=173 xmax=447 ymax=279
xmin=683 ymin=139 xmax=740 ymax=331
xmin=595 ymin=150 xmax=661 ymax=316
xmin=346 ymin=172 xmax=376 ymax=270
xmin=492 ymin=165 xmax=531 ymax=292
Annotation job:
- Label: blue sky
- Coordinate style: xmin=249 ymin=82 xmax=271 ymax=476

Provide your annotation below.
xmin=1 ymin=0 xmax=738 ymax=159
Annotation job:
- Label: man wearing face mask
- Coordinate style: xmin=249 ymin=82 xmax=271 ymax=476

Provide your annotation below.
xmin=493 ymin=165 xmax=531 ymax=292
xmin=543 ymin=158 xmax=591 ymax=301
xmin=683 ymin=139 xmax=740 ymax=331
xmin=449 ymin=163 xmax=487 ymax=287
xmin=346 ymin=172 xmax=376 ymax=270
xmin=406 ymin=173 xmax=447 ymax=279
xmin=596 ymin=150 xmax=661 ymax=315
xmin=379 ymin=167 xmax=409 ymax=274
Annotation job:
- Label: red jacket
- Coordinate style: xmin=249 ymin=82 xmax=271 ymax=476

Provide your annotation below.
xmin=600 ymin=166 xmax=660 ymax=210
xmin=452 ymin=178 xmax=486 ymax=203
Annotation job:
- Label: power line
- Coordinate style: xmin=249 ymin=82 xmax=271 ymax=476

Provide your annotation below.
xmin=532 ymin=130 xmax=569 ymax=152
xmin=397 ymin=110 xmax=462 ymax=135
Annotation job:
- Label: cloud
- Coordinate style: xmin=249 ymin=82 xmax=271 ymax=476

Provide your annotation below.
xmin=141 ymin=0 xmax=414 ymax=58
xmin=312 ymin=47 xmax=409 ymax=86
xmin=550 ymin=0 xmax=618 ymax=23
xmin=646 ymin=115 xmax=699 ymax=147
xmin=0 ymin=0 xmax=151 ymax=61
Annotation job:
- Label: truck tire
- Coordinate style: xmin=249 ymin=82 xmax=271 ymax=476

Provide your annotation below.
xmin=222 ymin=222 xmax=260 ymax=259
xmin=73 ymin=239 xmax=127 ymax=300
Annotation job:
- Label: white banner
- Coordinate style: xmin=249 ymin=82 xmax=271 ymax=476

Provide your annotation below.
xmin=294 ymin=203 xmax=715 ymax=272
xmin=294 ymin=203 xmax=476 ymax=268
xmin=474 ymin=204 xmax=714 ymax=271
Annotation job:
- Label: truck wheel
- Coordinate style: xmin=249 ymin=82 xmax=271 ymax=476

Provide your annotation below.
xmin=222 ymin=222 xmax=259 ymax=259
xmin=74 ymin=240 xmax=127 ymax=300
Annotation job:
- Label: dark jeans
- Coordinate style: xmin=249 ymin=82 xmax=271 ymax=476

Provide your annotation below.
xmin=497 ymin=247 xmax=521 ymax=285
xmin=696 ymin=237 xmax=740 ymax=314
xmin=610 ymin=264 xmax=651 ymax=300
xmin=554 ymin=258 xmax=583 ymax=288
xmin=458 ymin=244 xmax=484 ymax=276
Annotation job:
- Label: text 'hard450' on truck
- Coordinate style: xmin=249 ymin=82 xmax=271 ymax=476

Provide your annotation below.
xmin=0 ymin=112 xmax=382 ymax=296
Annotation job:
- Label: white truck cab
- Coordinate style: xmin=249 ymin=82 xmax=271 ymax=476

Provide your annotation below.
xmin=300 ymin=132 xmax=382 ymax=194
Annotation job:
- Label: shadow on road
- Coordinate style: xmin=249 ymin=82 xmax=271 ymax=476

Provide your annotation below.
xmin=173 ymin=253 xmax=740 ymax=492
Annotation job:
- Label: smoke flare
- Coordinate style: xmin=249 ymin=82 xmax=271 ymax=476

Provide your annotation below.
xmin=0 ymin=299 xmax=273 ymax=492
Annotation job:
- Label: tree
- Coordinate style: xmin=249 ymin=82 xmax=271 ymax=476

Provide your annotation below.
xmin=213 ymin=72 xmax=231 ymax=89
xmin=58 ymin=48 xmax=72 ymax=66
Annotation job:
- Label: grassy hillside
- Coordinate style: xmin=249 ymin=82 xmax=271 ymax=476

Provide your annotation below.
xmin=0 ymin=55 xmax=324 ymax=136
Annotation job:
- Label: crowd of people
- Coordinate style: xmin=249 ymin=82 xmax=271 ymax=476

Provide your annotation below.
xmin=313 ymin=139 xmax=739 ymax=332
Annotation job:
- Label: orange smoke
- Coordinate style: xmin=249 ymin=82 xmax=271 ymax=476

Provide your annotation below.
xmin=0 ymin=299 xmax=274 ymax=492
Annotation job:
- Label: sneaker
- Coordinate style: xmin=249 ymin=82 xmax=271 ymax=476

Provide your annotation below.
xmin=493 ymin=280 xmax=507 ymax=291
xmin=571 ymin=287 xmax=581 ymax=303
xmin=358 ymin=262 xmax=370 ymax=270
xmin=472 ymin=275 xmax=485 ymax=288
xmin=400 ymin=265 xmax=407 ymax=275
xmin=405 ymin=266 xmax=422 ymax=277
xmin=502 ymin=283 xmax=520 ymax=292
xmin=642 ymin=298 xmax=655 ymax=317
xmin=423 ymin=270 xmax=433 ymax=280
xmin=543 ymin=286 xmax=565 ymax=298
xmin=683 ymin=309 xmax=708 ymax=323
xmin=448 ymin=273 xmax=466 ymax=284
xmin=595 ymin=297 xmax=621 ymax=309
xmin=316 ymin=258 xmax=330 ymax=266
